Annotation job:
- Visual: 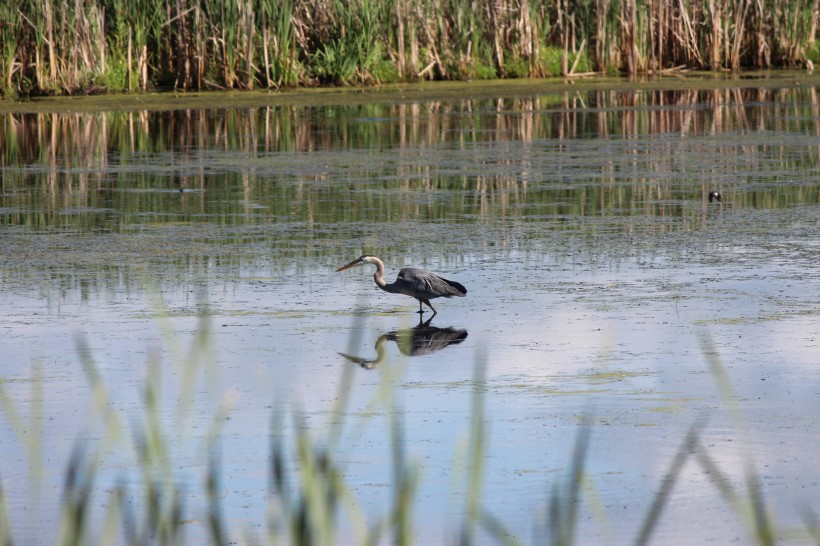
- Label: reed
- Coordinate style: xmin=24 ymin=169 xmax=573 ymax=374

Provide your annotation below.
xmin=1 ymin=0 xmax=818 ymax=96
xmin=260 ymin=0 xmax=300 ymax=88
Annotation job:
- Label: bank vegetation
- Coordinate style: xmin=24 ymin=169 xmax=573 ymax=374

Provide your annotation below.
xmin=1 ymin=0 xmax=819 ymax=97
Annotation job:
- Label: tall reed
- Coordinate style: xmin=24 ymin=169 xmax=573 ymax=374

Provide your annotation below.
xmin=1 ymin=0 xmax=818 ymax=96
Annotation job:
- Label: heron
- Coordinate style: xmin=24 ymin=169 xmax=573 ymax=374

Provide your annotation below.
xmin=335 ymin=255 xmax=467 ymax=315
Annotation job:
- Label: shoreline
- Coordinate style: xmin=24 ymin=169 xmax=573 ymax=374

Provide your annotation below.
xmin=1 ymin=70 xmax=818 ymax=115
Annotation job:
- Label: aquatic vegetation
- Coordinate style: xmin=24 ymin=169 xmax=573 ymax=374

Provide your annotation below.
xmin=1 ymin=0 xmax=819 ymax=96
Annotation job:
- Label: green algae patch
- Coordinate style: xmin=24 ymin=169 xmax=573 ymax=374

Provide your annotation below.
xmin=583 ymin=369 xmax=655 ymax=385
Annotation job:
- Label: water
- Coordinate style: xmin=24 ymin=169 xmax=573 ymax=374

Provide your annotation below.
xmin=1 ymin=77 xmax=820 ymax=544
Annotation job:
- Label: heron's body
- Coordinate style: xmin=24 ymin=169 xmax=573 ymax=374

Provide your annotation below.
xmin=336 ymin=255 xmax=466 ymax=315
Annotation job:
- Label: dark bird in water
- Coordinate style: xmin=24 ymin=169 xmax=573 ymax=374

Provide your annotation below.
xmin=336 ymin=255 xmax=467 ymax=315
xmin=708 ymin=191 xmax=722 ymax=203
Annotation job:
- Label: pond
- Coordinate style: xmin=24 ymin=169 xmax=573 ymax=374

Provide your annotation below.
xmin=1 ymin=75 xmax=819 ymax=545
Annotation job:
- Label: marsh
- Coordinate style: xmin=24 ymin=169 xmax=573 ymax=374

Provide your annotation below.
xmin=1 ymin=75 xmax=819 ymax=544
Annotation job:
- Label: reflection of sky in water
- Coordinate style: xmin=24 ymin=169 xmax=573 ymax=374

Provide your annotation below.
xmin=3 ymin=226 xmax=819 ymax=544
xmin=2 ymin=85 xmax=820 ymax=544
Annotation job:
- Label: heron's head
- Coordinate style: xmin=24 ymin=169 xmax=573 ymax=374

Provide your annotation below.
xmin=335 ymin=255 xmax=376 ymax=272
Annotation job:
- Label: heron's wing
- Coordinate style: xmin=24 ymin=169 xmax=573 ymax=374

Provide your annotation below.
xmin=396 ymin=268 xmax=467 ymax=298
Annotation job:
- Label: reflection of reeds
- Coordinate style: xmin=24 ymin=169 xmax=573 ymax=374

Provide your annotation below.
xmin=1 ymin=85 xmax=818 ymax=231
xmin=3 ymin=86 xmax=818 ymax=160
xmin=2 ymin=0 xmax=819 ymax=96
xmin=1 ymin=316 xmax=819 ymax=544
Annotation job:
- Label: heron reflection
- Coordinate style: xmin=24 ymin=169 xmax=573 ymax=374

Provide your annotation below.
xmin=339 ymin=317 xmax=468 ymax=369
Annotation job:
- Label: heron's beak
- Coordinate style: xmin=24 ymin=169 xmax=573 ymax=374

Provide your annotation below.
xmin=335 ymin=258 xmax=362 ymax=272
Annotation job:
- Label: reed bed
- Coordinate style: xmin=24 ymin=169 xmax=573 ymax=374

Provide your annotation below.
xmin=1 ymin=0 xmax=818 ymax=97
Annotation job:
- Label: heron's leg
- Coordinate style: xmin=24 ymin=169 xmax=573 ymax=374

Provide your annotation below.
xmin=417 ymin=300 xmax=425 ymax=314
xmin=422 ymin=299 xmax=437 ymax=316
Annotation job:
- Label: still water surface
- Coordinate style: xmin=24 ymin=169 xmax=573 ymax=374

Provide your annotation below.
xmin=2 ymin=77 xmax=820 ymax=544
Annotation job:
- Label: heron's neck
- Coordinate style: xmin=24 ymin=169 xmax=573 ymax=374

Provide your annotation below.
xmin=370 ymin=258 xmax=395 ymax=292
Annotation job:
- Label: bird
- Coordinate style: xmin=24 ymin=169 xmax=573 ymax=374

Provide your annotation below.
xmin=708 ymin=190 xmax=722 ymax=203
xmin=335 ymin=255 xmax=467 ymax=315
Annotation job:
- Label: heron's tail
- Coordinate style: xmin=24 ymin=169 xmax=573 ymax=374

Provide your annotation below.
xmin=442 ymin=278 xmax=467 ymax=296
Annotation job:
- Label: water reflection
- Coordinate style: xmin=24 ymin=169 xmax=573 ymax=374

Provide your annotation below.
xmin=1 ymin=85 xmax=819 ymax=234
xmin=339 ymin=317 xmax=468 ymax=369
xmin=2 ymin=83 xmax=819 ymax=300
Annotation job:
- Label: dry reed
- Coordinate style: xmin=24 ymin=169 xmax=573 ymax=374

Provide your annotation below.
xmin=1 ymin=0 xmax=818 ymax=97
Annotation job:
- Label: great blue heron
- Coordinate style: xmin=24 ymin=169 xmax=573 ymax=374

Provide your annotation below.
xmin=336 ymin=255 xmax=467 ymax=315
